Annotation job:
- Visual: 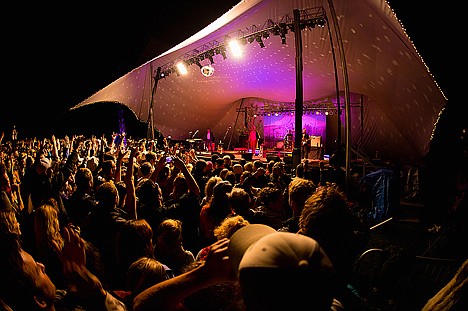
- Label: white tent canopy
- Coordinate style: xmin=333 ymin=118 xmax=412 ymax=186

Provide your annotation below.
xmin=71 ymin=0 xmax=446 ymax=165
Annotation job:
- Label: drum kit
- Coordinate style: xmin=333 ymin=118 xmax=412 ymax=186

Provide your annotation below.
xmin=282 ymin=131 xmax=294 ymax=151
xmin=275 ymin=137 xmax=293 ymax=151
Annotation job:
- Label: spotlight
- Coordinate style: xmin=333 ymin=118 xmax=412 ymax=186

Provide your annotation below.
xmin=256 ymin=35 xmax=265 ymax=48
xmin=279 ymin=23 xmax=287 ymax=44
xmin=248 ymin=36 xmax=255 ymax=44
xmin=239 ymin=37 xmax=248 ymax=45
xmin=316 ymin=18 xmax=326 ymax=27
xmin=208 ymin=54 xmax=214 ymax=64
xmin=281 ymin=34 xmax=286 ymax=44
xmin=228 ymin=39 xmax=243 ymax=58
xmin=221 ymin=49 xmax=227 ymax=60
xmin=204 ymin=51 xmax=215 ymax=64
xmin=176 ymin=62 xmax=188 ymax=76
xmin=271 ymin=25 xmax=280 ymax=36
xmin=215 ymin=47 xmax=227 ymax=60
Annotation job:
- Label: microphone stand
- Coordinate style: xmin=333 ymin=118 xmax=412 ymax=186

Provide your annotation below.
xmin=219 ymin=127 xmax=231 ymax=151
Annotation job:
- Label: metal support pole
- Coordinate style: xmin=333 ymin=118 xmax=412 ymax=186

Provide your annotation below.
xmin=292 ymin=9 xmax=303 ymax=172
xmin=324 ymin=14 xmax=342 ymax=151
xmin=327 ymin=0 xmax=352 ymax=196
xmin=147 ymin=66 xmax=161 ymax=140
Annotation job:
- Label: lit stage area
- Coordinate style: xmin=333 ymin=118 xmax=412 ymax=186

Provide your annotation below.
xmin=182 ymin=111 xmax=331 ymax=169
xmin=172 ymin=93 xmax=365 ymax=173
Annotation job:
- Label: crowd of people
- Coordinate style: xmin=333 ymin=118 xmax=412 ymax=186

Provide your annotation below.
xmin=0 ymin=130 xmax=466 ymax=310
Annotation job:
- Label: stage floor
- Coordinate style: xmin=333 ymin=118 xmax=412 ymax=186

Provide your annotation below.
xmin=194 ymin=148 xmax=324 ymax=167
xmin=196 ymin=149 xmax=290 ymax=162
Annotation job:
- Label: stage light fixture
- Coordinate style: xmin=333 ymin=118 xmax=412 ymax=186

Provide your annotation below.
xmin=221 ymin=49 xmax=227 ymax=60
xmin=202 ymin=50 xmax=215 ymax=65
xmin=208 ymin=55 xmax=214 ymax=64
xmin=316 ymin=18 xmax=326 ymax=27
xmin=176 ymin=62 xmax=188 ymax=76
xmin=281 ymin=34 xmax=286 ymax=44
xmin=195 ymin=61 xmax=202 ymax=69
xmin=228 ymin=39 xmax=243 ymax=58
xmin=279 ymin=23 xmax=287 ymax=44
xmin=215 ymin=47 xmax=227 ymax=60
xmin=271 ymin=25 xmax=280 ymax=36
xmin=256 ymin=35 xmax=265 ymax=48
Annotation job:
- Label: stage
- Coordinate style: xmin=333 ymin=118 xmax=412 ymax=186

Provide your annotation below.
xmin=193 ymin=146 xmax=325 ymax=170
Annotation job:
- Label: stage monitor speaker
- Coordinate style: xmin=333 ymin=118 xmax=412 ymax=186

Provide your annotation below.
xmin=242 ymin=152 xmax=253 ymax=161
xmin=283 ymin=153 xmax=293 ymax=164
xmin=266 ymin=154 xmax=281 ymax=163
xmin=307 ymin=147 xmax=323 ymax=160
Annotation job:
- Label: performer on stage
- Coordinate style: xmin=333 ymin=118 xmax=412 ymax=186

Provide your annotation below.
xmin=301 ymin=127 xmax=310 ymax=159
xmin=284 ymin=129 xmax=293 ymax=151
xmin=248 ymin=125 xmax=260 ymax=152
xmin=205 ymin=128 xmax=215 ymax=152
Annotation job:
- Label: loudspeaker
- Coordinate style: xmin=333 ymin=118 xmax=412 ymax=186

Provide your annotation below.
xmin=266 ymin=154 xmax=281 ymax=162
xmin=283 ymin=153 xmax=293 ymax=164
xmin=242 ymin=152 xmax=253 ymax=161
xmin=310 ymin=135 xmax=322 ymax=147
xmin=307 ymin=147 xmax=323 ymax=160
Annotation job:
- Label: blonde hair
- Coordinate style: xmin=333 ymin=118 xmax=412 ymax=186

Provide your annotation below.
xmin=127 ymin=257 xmax=167 ymax=296
xmin=203 ymin=176 xmax=222 ymax=204
xmin=34 ymin=204 xmax=64 ymax=252
xmin=214 ymin=215 xmax=250 ymax=240
xmin=156 ymin=219 xmax=183 ymax=245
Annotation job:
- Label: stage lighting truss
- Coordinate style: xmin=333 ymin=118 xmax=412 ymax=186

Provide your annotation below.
xmin=246 ymin=99 xmax=349 ymax=117
xmin=157 ymin=6 xmax=327 ymax=79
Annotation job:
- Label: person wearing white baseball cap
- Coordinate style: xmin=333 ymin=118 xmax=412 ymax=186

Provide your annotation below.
xmin=133 ymin=224 xmax=344 ymax=311
xmin=228 ymin=224 xmax=344 ymax=311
